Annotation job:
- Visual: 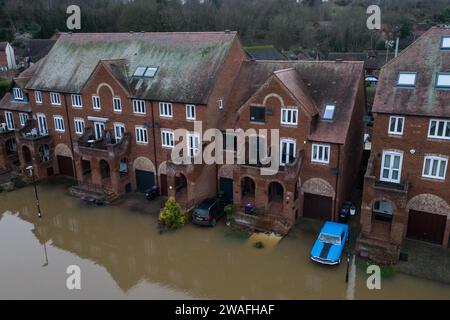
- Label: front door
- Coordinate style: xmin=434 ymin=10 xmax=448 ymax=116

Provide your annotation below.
xmin=94 ymin=122 xmax=105 ymax=140
xmin=219 ymin=177 xmax=233 ymax=203
xmin=160 ymin=174 xmax=168 ymax=196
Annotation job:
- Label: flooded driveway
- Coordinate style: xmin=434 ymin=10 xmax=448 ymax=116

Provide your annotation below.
xmin=1 ymin=182 xmax=450 ymax=299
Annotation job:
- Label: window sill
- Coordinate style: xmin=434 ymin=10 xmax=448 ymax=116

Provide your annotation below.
xmin=421 ymin=176 xmax=446 ymax=183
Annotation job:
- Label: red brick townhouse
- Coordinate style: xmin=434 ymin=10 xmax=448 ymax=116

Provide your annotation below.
xmin=0 ymin=31 xmax=247 ymax=205
xmin=0 ymin=31 xmax=367 ymax=233
xmin=217 ymin=60 xmax=366 ymax=234
xmin=356 ymin=27 xmax=450 ymax=263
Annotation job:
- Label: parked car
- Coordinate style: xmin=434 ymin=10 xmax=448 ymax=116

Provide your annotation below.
xmin=145 ymin=186 xmax=160 ymax=200
xmin=310 ymin=221 xmax=349 ymax=265
xmin=192 ymin=198 xmax=225 ymax=227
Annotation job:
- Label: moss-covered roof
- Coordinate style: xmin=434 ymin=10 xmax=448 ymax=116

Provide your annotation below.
xmin=26 ymin=32 xmax=237 ymax=104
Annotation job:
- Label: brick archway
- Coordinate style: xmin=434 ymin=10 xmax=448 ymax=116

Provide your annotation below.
xmin=218 ymin=164 xmax=234 ymax=179
xmin=406 ymin=194 xmax=450 ymax=217
xmin=54 ymin=143 xmax=72 ymax=158
xmin=133 ymin=156 xmax=156 ymax=173
xmin=301 ymin=178 xmax=335 ymax=198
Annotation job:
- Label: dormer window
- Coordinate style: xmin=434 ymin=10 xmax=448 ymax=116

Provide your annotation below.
xmin=397 ymin=72 xmax=417 ymax=87
xmin=13 ymin=87 xmax=24 ymax=100
xmin=436 ymin=73 xmax=450 ymax=89
xmin=441 ymin=36 xmax=450 ymax=50
xmin=323 ymin=105 xmax=335 ymax=120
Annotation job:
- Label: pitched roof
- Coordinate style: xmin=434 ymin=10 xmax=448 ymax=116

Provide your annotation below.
xmin=223 ymin=60 xmax=364 ymax=144
xmin=245 ymin=45 xmax=287 ymax=60
xmin=273 ymin=68 xmax=318 ymax=117
xmin=373 ymin=27 xmax=450 ymax=117
xmin=25 ymin=32 xmax=238 ymax=104
xmin=13 ymin=39 xmax=56 ymax=63
xmin=0 ymin=93 xmax=32 ymax=112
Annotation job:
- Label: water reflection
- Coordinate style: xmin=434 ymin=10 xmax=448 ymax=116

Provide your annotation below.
xmin=1 ymin=182 xmax=450 ymax=299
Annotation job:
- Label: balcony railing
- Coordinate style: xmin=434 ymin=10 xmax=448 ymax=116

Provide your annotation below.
xmin=365 ymin=155 xmax=409 ymax=193
xmin=77 ymin=127 xmax=131 ymax=157
xmin=18 ymin=119 xmax=51 ymax=141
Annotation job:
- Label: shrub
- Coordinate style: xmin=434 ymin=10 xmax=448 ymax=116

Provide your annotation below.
xmin=159 ymin=197 xmax=187 ymax=230
xmin=224 ymin=204 xmax=234 ymax=217
xmin=0 ymin=78 xmax=11 ymax=99
xmin=253 ymin=241 xmax=265 ymax=249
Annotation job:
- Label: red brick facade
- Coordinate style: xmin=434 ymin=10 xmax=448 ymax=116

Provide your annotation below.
xmin=357 ymin=27 xmax=450 ymax=263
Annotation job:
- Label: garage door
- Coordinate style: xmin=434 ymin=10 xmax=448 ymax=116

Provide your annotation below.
xmin=407 ymin=210 xmax=446 ymax=244
xmin=135 ymin=170 xmax=155 ymax=193
xmin=57 ymin=156 xmax=74 ymax=177
xmin=303 ymin=193 xmax=333 ymax=220
xmin=219 ymin=177 xmax=233 ymax=203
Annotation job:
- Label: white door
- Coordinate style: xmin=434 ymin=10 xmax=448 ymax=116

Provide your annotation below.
xmin=380 ymin=151 xmax=403 ymax=183
xmin=94 ymin=122 xmax=105 ymax=140
xmin=37 ymin=114 xmax=48 ymax=135
xmin=114 ymin=124 xmax=125 ymax=143
xmin=280 ymin=139 xmax=296 ymax=165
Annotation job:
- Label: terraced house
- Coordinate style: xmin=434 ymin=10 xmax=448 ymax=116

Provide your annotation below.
xmin=0 ymin=31 xmax=366 ymax=235
xmin=356 ymin=27 xmax=450 ymax=263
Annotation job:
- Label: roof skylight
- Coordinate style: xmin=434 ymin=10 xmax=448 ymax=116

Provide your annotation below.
xmin=133 ymin=66 xmax=159 ymax=78
xmin=323 ymin=104 xmax=335 ymax=120
xmin=441 ymin=36 xmax=450 ymax=49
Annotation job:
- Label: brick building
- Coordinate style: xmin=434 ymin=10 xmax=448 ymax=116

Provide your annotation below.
xmin=356 ymin=27 xmax=450 ymax=263
xmin=0 ymin=31 xmax=366 ymax=234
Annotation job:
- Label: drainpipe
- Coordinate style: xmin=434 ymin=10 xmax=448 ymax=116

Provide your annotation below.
xmin=334 ymin=144 xmax=341 ymax=221
xmin=62 ymin=93 xmax=78 ymax=180
xmin=149 ymin=101 xmax=159 ymax=185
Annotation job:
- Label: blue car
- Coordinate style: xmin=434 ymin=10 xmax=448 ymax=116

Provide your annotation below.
xmin=310 ymin=221 xmax=349 ymax=265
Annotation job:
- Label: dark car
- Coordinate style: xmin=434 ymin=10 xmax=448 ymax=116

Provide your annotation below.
xmin=145 ymin=186 xmax=160 ymax=200
xmin=192 ymin=198 xmax=225 ymax=227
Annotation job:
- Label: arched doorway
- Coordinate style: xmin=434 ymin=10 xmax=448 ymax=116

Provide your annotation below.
xmin=268 ymin=181 xmax=284 ymax=202
xmin=81 ymin=158 xmax=92 ymax=182
xmin=175 ymin=173 xmax=188 ymax=203
xmin=372 ymin=200 xmax=393 ymax=223
xmin=5 ymin=139 xmax=17 ymax=155
xmin=22 ymin=146 xmax=32 ymax=165
xmin=241 ymin=176 xmax=256 ymax=206
xmin=99 ymin=160 xmax=110 ymax=180
xmin=119 ymin=158 xmax=128 ymax=177
xmin=133 ymin=157 xmax=156 ymax=193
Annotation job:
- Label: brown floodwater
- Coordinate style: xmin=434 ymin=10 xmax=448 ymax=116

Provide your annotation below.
xmin=1 ymin=182 xmax=450 ymax=300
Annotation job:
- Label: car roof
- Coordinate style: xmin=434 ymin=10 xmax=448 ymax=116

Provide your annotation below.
xmin=321 ymin=221 xmax=347 ymax=235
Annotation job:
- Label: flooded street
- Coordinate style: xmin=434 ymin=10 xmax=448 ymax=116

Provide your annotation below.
xmin=1 ymin=182 xmax=450 ymax=299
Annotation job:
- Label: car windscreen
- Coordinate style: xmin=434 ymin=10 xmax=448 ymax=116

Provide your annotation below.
xmin=194 ymin=208 xmax=210 ymax=217
xmin=318 ymin=233 xmax=341 ymax=245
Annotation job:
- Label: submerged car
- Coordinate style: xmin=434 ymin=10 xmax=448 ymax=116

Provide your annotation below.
xmin=310 ymin=221 xmax=349 ymax=265
xmin=191 ymin=198 xmax=225 ymax=227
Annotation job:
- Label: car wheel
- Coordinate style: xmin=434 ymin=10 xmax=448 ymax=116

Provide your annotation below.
xmin=211 ymin=218 xmax=217 ymax=227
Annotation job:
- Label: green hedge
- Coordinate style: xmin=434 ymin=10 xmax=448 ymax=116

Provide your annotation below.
xmin=0 ymin=78 xmax=11 ymax=99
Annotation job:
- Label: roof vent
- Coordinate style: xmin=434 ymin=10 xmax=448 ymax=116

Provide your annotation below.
xmin=141 ymin=31 xmax=145 ymax=33
xmin=129 ymin=31 xmax=134 ymax=33
xmin=335 ymin=59 xmax=343 ymax=63
xmin=225 ymin=29 xmax=231 ymax=34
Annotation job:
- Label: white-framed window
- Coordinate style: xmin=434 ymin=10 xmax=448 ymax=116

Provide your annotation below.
xmin=428 ymin=119 xmax=450 ymax=140
xmin=50 ymin=92 xmax=61 ymax=105
xmin=71 ymin=94 xmax=83 ymax=108
xmin=312 ymin=143 xmax=330 ymax=164
xmin=422 ymin=156 xmax=448 ymax=180
xmin=37 ymin=113 xmax=48 ymax=135
xmin=388 ymin=116 xmax=404 ymax=135
xmin=74 ymin=118 xmax=85 ymax=135
xmin=113 ymin=97 xmax=122 ymax=112
xmin=92 ymin=95 xmax=101 ymax=110
xmin=159 ymin=102 xmax=173 ymax=118
xmin=4 ymin=111 xmax=14 ymax=130
xmin=13 ymin=87 xmax=24 ymax=100
xmin=397 ymin=72 xmax=417 ymax=87
xmin=186 ymin=104 xmax=196 ymax=120
xmin=436 ymin=73 xmax=450 ymax=89
xmin=135 ymin=126 xmax=148 ymax=144
xmin=53 ymin=116 xmax=65 ymax=132
xmin=187 ymin=133 xmax=200 ymax=157
xmin=34 ymin=91 xmax=42 ymax=104
xmin=114 ymin=123 xmax=125 ymax=143
xmin=441 ymin=36 xmax=450 ymax=49
xmin=281 ymin=108 xmax=298 ymax=125
xmin=19 ymin=113 xmax=28 ymax=127
xmin=323 ymin=105 xmax=336 ymax=120
xmin=161 ymin=130 xmax=175 ymax=148
xmin=280 ymin=139 xmax=296 ymax=165
xmin=132 ymin=99 xmax=146 ymax=114
xmin=380 ymin=151 xmax=403 ymax=183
